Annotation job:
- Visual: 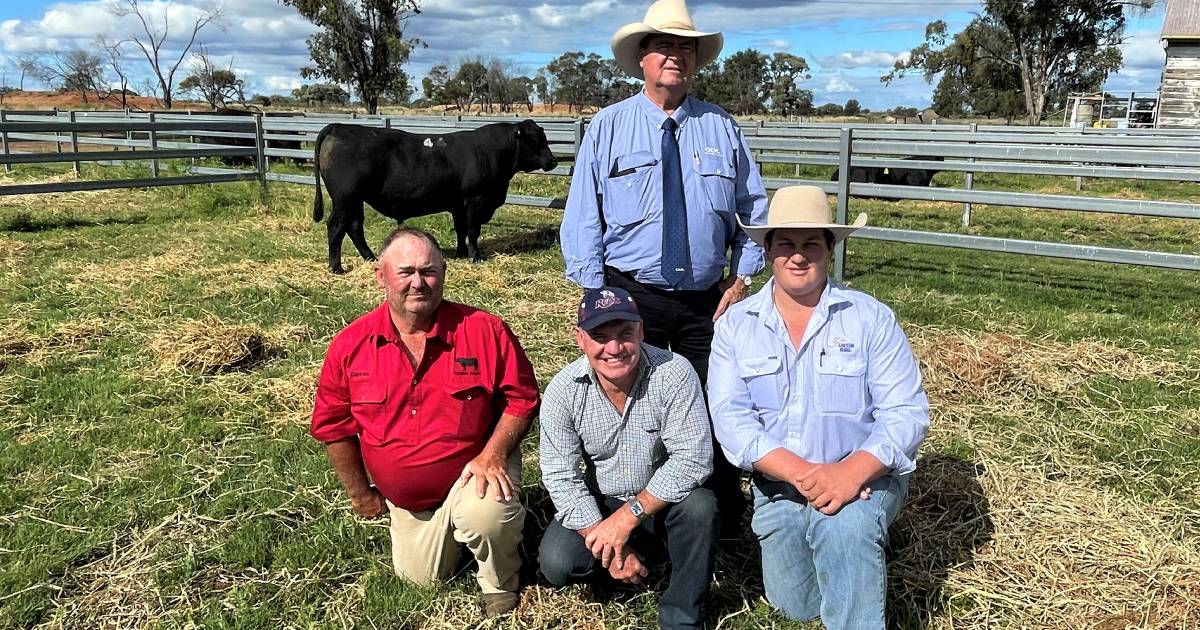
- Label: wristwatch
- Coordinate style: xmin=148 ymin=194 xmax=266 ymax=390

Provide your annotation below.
xmin=738 ymin=274 xmax=754 ymax=287
xmin=627 ymin=497 xmax=650 ymax=523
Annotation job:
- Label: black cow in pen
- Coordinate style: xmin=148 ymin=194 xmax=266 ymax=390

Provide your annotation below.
xmin=831 ymin=156 xmax=944 ymax=197
xmin=312 ymin=120 xmax=558 ymax=273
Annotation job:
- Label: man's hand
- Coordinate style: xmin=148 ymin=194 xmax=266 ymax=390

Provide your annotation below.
xmin=583 ymin=508 xmax=638 ymax=570
xmin=713 ymin=276 xmax=749 ymax=321
xmin=796 ymin=452 xmax=886 ymax=516
xmin=459 ymin=450 xmax=516 ymax=502
xmin=608 ymin=548 xmax=649 ymax=584
xmin=349 ymin=486 xmax=388 ymax=519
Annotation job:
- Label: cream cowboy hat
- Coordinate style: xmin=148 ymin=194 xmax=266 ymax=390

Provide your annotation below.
xmin=610 ymin=0 xmax=724 ymax=81
xmin=738 ymin=186 xmax=868 ymax=247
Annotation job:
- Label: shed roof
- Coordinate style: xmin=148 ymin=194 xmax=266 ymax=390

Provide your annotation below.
xmin=1163 ymin=0 xmax=1200 ymax=39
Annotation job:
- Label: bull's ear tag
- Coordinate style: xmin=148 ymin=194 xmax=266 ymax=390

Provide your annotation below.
xmin=883 ymin=167 xmax=890 ymax=175
xmin=423 ymin=138 xmax=433 ymax=148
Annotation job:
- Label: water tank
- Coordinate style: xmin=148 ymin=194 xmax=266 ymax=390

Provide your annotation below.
xmin=1075 ymin=103 xmax=1095 ymax=128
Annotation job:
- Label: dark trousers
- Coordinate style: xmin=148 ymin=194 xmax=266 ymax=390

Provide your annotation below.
xmin=538 ymin=489 xmax=718 ymax=630
xmin=605 ymin=269 xmax=748 ymax=531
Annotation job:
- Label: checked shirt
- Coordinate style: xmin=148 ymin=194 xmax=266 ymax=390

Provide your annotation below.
xmin=539 ymin=343 xmax=713 ymax=530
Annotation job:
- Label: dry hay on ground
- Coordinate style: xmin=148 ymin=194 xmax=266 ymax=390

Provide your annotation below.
xmin=0 ymin=238 xmax=29 ymax=272
xmin=906 ymin=455 xmax=1200 ymax=629
xmin=37 ymin=511 xmax=342 ymax=630
xmin=0 ymin=315 xmax=115 ymax=364
xmin=149 ymin=315 xmax=309 ymax=375
xmin=909 ymin=327 xmax=1191 ymax=409
xmin=0 ymin=172 xmax=154 ymax=210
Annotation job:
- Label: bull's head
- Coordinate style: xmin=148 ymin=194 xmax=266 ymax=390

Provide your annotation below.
xmin=514 ymin=120 xmax=558 ymax=172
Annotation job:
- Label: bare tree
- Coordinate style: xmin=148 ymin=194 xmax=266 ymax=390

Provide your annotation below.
xmin=18 ymin=57 xmax=40 ymax=91
xmin=108 ymin=0 xmax=224 ymax=108
xmin=179 ymin=45 xmax=245 ymax=109
xmin=38 ymin=50 xmax=107 ymax=104
xmin=99 ymin=38 xmax=134 ymax=108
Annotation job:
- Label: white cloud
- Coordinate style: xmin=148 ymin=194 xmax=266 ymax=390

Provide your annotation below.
xmin=531 ymin=1 xmax=614 ymax=29
xmin=1120 ymin=29 xmax=1166 ymax=68
xmin=817 ymin=50 xmax=909 ymax=69
xmin=824 ymin=76 xmax=858 ymax=93
xmin=262 ymin=75 xmax=305 ymax=91
xmin=757 ymin=39 xmax=791 ymax=51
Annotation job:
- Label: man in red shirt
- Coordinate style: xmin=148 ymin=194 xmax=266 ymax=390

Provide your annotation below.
xmin=311 ymin=227 xmax=540 ymax=617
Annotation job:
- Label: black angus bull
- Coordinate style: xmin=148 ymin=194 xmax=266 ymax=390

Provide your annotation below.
xmin=831 ymin=156 xmax=944 ymax=198
xmin=312 ymin=120 xmax=558 ymax=273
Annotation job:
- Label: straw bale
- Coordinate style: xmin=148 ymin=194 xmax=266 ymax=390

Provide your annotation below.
xmin=150 ymin=316 xmax=285 ymax=374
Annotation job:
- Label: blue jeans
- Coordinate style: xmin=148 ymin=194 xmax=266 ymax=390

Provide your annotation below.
xmin=750 ymin=474 xmax=908 ymax=630
xmin=538 ymin=488 xmax=719 ymax=630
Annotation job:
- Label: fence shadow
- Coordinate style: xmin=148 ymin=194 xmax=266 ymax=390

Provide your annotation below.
xmin=1 ymin=212 xmax=149 ymax=233
xmin=478 ymin=224 xmax=560 ymax=258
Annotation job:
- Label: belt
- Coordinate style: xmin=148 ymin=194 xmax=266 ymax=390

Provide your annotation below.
xmin=751 ymin=472 xmax=807 ymax=504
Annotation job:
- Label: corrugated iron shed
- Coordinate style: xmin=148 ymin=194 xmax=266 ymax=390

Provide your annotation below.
xmin=1163 ymin=0 xmax=1200 ymax=39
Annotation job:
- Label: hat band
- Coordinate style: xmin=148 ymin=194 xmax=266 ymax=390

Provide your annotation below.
xmin=655 ymin=21 xmax=696 ymax=30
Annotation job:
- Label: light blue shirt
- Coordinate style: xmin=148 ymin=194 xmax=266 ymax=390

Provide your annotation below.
xmin=707 ymin=279 xmax=929 ymax=475
xmin=561 ymin=92 xmax=769 ymax=290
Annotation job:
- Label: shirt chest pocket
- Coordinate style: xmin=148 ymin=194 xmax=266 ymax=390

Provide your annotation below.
xmin=814 ymin=357 xmax=867 ymax=416
xmin=737 ymin=354 xmax=783 ymax=412
xmin=604 ymin=151 xmax=657 ymax=227
xmin=446 ymin=373 xmax=494 ymax=441
xmin=694 ymin=152 xmax=735 ymax=215
xmin=349 ymin=376 xmax=411 ymax=445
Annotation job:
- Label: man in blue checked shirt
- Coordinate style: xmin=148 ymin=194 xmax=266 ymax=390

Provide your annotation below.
xmin=560 ymin=0 xmax=769 ymax=536
xmin=539 ymin=286 xmax=717 ymax=630
xmin=708 ymin=186 xmax=930 ymax=630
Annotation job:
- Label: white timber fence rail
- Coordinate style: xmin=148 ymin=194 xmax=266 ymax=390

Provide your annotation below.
xmin=0 ymin=112 xmax=265 ymax=195
xmin=2 ymin=110 xmax=1199 ymax=274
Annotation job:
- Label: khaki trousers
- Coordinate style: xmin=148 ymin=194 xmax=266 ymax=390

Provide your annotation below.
xmin=387 ymin=454 xmax=524 ymax=594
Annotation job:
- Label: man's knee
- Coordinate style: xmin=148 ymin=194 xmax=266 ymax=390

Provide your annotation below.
xmin=537 ymin=527 xmax=593 ymax=586
xmin=809 ymin=500 xmax=887 ymax=552
xmin=453 ymin=494 xmax=524 ymax=541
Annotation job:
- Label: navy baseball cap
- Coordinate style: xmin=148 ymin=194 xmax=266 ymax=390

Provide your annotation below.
xmin=577 ymin=287 xmax=642 ymax=331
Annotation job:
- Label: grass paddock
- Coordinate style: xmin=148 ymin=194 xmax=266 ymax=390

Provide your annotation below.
xmin=1 ymin=163 xmax=1198 ymax=629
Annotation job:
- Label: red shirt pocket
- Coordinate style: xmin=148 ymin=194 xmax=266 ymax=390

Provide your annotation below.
xmin=445 ymin=372 xmax=493 ymax=441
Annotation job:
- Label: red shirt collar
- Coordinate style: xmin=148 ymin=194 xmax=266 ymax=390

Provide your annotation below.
xmin=367 ymin=300 xmax=460 ymax=346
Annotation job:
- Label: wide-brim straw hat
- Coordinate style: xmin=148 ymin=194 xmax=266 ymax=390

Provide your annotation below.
xmin=738 ymin=186 xmax=868 ymax=247
xmin=611 ymin=0 xmax=723 ymax=81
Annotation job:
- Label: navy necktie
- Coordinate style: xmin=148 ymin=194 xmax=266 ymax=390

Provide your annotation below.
xmin=660 ymin=117 xmax=690 ymax=286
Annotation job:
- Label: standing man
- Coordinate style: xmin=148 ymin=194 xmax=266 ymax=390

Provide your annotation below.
xmin=538 ymin=287 xmax=718 ymax=630
xmin=560 ymin=0 xmax=769 ymax=534
xmin=310 ymin=227 xmax=541 ymax=618
xmin=707 ymin=186 xmax=930 ymax=630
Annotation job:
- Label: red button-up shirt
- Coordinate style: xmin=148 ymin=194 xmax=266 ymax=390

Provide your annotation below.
xmin=311 ymin=301 xmax=540 ymax=512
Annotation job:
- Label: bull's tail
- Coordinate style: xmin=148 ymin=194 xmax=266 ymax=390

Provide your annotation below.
xmin=312 ymin=124 xmax=331 ymax=222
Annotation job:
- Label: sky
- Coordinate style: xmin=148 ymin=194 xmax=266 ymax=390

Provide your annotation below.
xmin=0 ymin=0 xmax=1171 ymax=111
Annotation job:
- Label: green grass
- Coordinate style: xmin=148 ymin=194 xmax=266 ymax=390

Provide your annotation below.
xmin=1 ymin=161 xmax=1198 ymax=628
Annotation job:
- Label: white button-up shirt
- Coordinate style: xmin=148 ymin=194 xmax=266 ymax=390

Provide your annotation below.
xmin=708 ymin=279 xmax=929 ymax=475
